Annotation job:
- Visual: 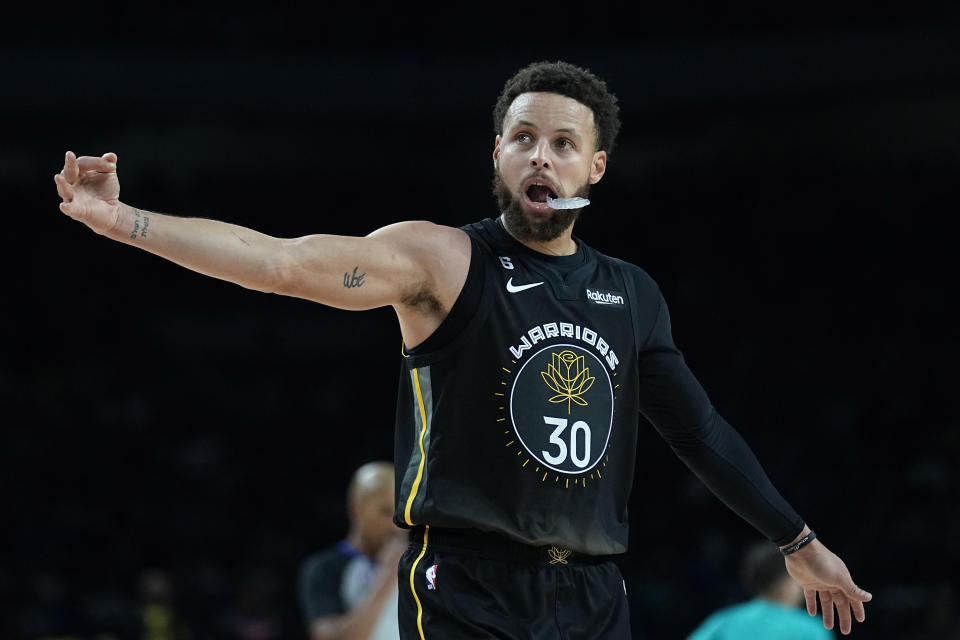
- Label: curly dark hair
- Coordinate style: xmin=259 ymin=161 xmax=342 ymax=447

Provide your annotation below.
xmin=492 ymin=60 xmax=621 ymax=156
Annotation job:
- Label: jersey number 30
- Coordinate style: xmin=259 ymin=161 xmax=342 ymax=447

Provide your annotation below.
xmin=542 ymin=417 xmax=591 ymax=469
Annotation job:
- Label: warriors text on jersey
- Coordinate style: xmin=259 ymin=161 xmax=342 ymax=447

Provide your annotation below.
xmin=394 ymin=217 xmax=804 ymax=555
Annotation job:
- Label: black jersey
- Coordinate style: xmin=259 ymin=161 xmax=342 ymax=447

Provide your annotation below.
xmin=394 ymin=217 xmax=804 ymax=555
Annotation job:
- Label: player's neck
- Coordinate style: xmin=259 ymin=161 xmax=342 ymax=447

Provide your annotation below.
xmin=523 ymin=236 xmax=577 ymax=256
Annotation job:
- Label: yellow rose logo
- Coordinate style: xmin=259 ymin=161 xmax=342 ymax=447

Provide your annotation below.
xmin=541 ymin=350 xmax=595 ymax=413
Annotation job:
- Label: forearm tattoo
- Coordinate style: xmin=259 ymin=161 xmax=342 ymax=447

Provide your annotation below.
xmin=343 ymin=266 xmax=366 ymax=288
xmin=129 ymin=208 xmax=150 ymax=240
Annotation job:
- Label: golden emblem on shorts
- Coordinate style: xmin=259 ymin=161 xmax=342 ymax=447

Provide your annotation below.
xmin=548 ymin=545 xmax=572 ymax=565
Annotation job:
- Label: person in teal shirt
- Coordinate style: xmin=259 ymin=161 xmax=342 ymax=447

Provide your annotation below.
xmin=688 ymin=541 xmax=833 ymax=640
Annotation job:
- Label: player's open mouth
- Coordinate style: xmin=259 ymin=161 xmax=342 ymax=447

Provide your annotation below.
xmin=523 ymin=182 xmax=559 ymax=211
xmin=526 ymin=184 xmax=557 ymax=202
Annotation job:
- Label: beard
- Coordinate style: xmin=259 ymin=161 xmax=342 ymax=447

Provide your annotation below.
xmin=492 ymin=171 xmax=591 ymax=244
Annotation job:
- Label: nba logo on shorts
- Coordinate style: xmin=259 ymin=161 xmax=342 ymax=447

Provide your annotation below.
xmin=425 ymin=564 xmax=438 ymax=591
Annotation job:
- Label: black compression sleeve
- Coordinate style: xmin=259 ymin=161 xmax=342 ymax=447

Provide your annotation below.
xmin=636 ymin=292 xmax=805 ymax=546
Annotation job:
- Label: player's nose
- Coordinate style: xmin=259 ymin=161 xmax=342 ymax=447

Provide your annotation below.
xmin=529 ymin=140 xmax=551 ymax=169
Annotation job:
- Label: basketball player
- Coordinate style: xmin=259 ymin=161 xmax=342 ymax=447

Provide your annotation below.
xmin=54 ymin=60 xmax=871 ymax=638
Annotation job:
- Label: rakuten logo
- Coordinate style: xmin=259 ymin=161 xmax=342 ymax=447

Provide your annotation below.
xmin=586 ymin=289 xmax=625 ymax=307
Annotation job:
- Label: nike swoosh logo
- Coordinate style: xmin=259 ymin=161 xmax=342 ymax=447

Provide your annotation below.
xmin=506 ymin=278 xmax=545 ymax=293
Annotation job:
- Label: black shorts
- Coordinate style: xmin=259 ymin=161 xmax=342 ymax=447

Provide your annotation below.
xmin=397 ymin=526 xmax=632 ymax=639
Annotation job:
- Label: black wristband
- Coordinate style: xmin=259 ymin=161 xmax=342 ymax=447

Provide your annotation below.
xmin=780 ymin=530 xmax=816 ymax=555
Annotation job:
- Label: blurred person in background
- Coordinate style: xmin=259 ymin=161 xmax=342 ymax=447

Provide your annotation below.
xmin=297 ymin=461 xmax=404 ymax=640
xmin=687 ymin=541 xmax=833 ymax=640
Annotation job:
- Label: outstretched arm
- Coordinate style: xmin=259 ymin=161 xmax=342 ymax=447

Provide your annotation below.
xmin=54 ymin=151 xmax=470 ymax=342
xmin=635 ymin=289 xmax=871 ymax=635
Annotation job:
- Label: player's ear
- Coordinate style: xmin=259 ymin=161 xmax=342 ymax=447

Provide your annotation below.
xmin=589 ymin=150 xmax=607 ymax=185
xmin=493 ymin=134 xmax=502 ymax=170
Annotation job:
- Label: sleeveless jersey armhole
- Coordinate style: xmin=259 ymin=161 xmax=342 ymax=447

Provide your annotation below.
xmin=405 ymin=237 xmax=484 ymax=357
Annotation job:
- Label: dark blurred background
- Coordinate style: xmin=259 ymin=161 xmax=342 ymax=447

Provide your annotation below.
xmin=2 ymin=4 xmax=958 ymax=639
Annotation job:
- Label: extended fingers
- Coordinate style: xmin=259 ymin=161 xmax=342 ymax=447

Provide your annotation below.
xmin=846 ymin=581 xmax=870 ymax=624
xmin=821 ymin=590 xmax=863 ymax=636
xmin=76 ymin=153 xmax=116 ymax=174
xmin=851 ymin=598 xmax=866 ymax=623
xmin=54 ymin=172 xmax=74 ymax=202
xmin=64 ymin=151 xmax=79 ymax=183
xmin=840 ymin=575 xmax=870 ymax=630
xmin=62 ymin=151 xmax=116 ymax=185
xmin=804 ymin=588 xmax=818 ymax=616
xmin=834 ymin=595 xmax=854 ymax=635
xmin=820 ymin=592 xmax=835 ymax=630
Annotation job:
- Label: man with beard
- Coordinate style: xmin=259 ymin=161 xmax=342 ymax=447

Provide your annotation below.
xmin=55 ymin=60 xmax=870 ymax=639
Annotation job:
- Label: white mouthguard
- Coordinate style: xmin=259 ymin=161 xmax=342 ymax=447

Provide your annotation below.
xmin=546 ymin=195 xmax=591 ymax=210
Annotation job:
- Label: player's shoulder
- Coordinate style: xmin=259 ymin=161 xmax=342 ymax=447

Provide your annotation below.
xmin=370 ymin=219 xmax=465 ymax=237
xmin=368 ymin=219 xmax=470 ymax=254
xmin=590 ymin=246 xmax=662 ymax=296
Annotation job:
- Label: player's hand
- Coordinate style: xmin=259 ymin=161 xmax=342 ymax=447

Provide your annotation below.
xmin=784 ymin=538 xmax=872 ymax=635
xmin=54 ymin=151 xmax=122 ymax=234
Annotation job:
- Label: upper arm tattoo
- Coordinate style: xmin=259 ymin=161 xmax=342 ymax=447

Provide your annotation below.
xmin=343 ymin=266 xmax=366 ymax=288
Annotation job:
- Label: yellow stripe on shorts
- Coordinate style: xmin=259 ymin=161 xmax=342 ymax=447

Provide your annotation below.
xmin=409 ymin=525 xmax=430 ymax=640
